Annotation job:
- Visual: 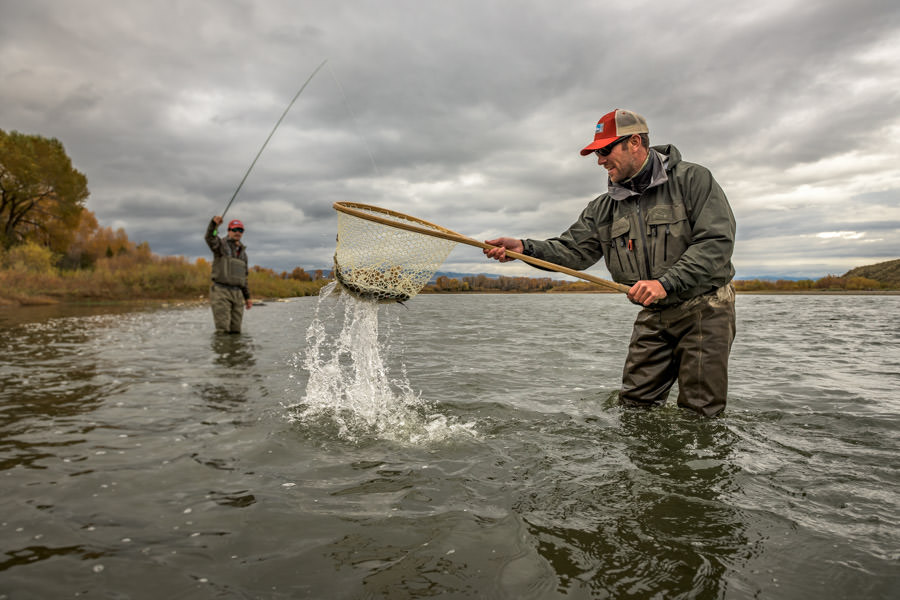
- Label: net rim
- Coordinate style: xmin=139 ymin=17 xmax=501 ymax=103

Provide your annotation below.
xmin=333 ymin=202 xmax=463 ymax=238
xmin=332 ymin=201 xmax=631 ymax=294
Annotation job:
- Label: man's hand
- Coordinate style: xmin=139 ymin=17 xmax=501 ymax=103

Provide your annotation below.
xmin=628 ymin=280 xmax=667 ymax=306
xmin=245 ymin=299 xmax=253 ymax=310
xmin=213 ymin=216 xmax=223 ymax=225
xmin=483 ymin=237 xmax=524 ymax=262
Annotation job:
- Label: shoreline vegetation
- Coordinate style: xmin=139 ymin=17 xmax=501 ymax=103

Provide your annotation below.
xmin=0 ymin=240 xmax=331 ymax=307
xmin=1 ymin=240 xmax=897 ymax=308
xmin=2 ymin=130 xmax=897 ymax=309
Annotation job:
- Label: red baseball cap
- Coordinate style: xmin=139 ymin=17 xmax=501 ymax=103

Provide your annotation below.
xmin=580 ymin=109 xmax=649 ymax=155
xmin=228 ymin=219 xmax=244 ymax=231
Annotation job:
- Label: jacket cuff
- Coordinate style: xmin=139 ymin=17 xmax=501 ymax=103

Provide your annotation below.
xmin=659 ymin=277 xmax=674 ymax=295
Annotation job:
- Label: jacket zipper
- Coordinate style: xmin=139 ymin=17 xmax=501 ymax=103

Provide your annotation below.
xmin=633 ymin=199 xmax=653 ymax=279
xmin=664 ymin=225 xmax=670 ymax=261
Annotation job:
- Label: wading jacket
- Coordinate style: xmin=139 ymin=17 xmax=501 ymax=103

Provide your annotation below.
xmin=523 ymin=144 xmax=735 ymax=307
xmin=205 ymin=219 xmax=250 ymax=300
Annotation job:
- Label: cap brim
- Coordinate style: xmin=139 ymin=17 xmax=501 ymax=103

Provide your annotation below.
xmin=580 ymin=136 xmax=619 ymax=156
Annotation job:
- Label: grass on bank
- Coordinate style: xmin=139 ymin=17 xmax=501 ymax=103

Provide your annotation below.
xmin=3 ymin=241 xmax=897 ymax=307
xmin=0 ymin=241 xmax=329 ymax=306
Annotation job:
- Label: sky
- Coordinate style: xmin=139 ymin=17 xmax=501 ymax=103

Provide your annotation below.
xmin=1 ymin=0 xmax=898 ymax=280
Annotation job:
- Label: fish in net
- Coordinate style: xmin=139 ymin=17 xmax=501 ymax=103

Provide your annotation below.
xmin=333 ymin=203 xmax=459 ymax=303
xmin=331 ymin=201 xmax=630 ymax=304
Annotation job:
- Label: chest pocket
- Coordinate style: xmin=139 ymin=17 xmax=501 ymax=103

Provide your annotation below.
xmin=646 ymin=203 xmax=689 ymax=278
xmin=219 ymin=256 xmax=248 ymax=286
xmin=215 ymin=242 xmax=248 ymax=286
xmin=598 ymin=215 xmax=640 ymax=282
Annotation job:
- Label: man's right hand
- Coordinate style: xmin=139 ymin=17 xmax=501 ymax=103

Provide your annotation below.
xmin=213 ymin=216 xmax=223 ymax=225
xmin=483 ymin=237 xmax=523 ymax=262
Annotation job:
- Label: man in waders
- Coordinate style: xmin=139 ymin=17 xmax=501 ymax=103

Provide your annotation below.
xmin=484 ymin=109 xmax=736 ymax=417
xmin=205 ymin=216 xmax=252 ymax=333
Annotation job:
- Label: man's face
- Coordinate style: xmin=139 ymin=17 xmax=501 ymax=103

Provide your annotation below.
xmin=595 ymin=135 xmax=643 ymax=183
xmin=228 ymin=227 xmax=244 ymax=241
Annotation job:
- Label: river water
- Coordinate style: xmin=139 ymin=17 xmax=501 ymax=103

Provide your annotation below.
xmin=0 ymin=291 xmax=897 ymax=599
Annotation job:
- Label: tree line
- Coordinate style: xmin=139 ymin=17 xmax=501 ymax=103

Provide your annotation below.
xmin=420 ymin=273 xmax=895 ymax=294
xmin=733 ymin=275 xmax=889 ymax=292
xmin=0 ymin=129 xmax=328 ymax=305
xmin=3 ymin=128 xmax=895 ymax=305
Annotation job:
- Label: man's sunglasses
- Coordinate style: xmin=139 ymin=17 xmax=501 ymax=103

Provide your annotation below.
xmin=229 ymin=228 xmax=244 ymax=233
xmin=594 ymin=135 xmax=632 ymax=157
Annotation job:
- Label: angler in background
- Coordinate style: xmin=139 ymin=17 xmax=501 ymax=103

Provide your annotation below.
xmin=484 ymin=109 xmax=736 ymax=417
xmin=206 ymin=216 xmax=252 ymax=333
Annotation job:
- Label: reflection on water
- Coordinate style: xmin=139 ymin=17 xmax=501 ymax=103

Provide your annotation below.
xmin=0 ymin=302 xmax=158 ymax=328
xmin=211 ymin=332 xmax=257 ymax=369
xmin=0 ymin=295 xmax=897 ymax=599
xmin=506 ymin=408 xmax=755 ymax=598
xmin=195 ymin=333 xmax=259 ymax=413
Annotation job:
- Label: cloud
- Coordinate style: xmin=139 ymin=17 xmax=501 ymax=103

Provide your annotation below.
xmin=1 ymin=0 xmax=898 ymax=279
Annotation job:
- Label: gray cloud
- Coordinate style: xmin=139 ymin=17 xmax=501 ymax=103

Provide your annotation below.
xmin=2 ymin=0 xmax=898 ymax=279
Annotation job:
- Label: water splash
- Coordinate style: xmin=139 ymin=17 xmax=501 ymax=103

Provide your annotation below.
xmin=287 ymin=282 xmax=476 ymax=444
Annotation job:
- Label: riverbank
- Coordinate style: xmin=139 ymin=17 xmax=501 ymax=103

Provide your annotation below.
xmin=0 ymin=264 xmax=331 ymax=308
xmin=735 ymin=289 xmax=900 ymax=295
xmin=0 ymin=296 xmax=311 ymax=328
xmin=2 ymin=249 xmax=896 ymax=308
xmin=4 ymin=285 xmax=897 ymax=310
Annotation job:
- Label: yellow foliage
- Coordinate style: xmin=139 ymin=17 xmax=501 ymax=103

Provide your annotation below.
xmin=0 ymin=241 xmax=57 ymax=273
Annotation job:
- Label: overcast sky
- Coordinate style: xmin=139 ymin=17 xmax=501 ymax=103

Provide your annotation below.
xmin=2 ymin=0 xmax=898 ymax=279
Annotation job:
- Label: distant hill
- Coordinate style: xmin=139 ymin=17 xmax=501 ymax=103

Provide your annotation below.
xmin=735 ymin=274 xmax=809 ymax=282
xmin=843 ymin=259 xmax=900 ymax=286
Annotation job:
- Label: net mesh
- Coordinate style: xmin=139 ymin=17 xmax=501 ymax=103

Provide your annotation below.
xmin=334 ymin=205 xmax=459 ymax=303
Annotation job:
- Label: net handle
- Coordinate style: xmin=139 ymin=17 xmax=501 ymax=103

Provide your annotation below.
xmin=333 ymin=202 xmax=631 ymax=294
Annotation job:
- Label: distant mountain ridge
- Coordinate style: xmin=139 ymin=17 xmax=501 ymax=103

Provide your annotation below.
xmin=842 ymin=258 xmax=900 ymax=286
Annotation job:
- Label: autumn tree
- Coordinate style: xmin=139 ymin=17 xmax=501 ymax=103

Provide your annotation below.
xmin=60 ymin=208 xmax=136 ymax=269
xmin=290 ymin=267 xmax=312 ymax=281
xmin=0 ymin=130 xmax=89 ymax=252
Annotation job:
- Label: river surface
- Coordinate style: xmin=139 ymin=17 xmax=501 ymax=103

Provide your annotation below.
xmin=1 ymin=291 xmax=897 ymax=599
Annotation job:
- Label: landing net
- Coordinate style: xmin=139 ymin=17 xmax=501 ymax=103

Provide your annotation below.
xmin=333 ymin=202 xmax=459 ymax=303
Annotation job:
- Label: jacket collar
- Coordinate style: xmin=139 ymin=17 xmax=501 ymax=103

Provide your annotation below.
xmin=607 ymin=146 xmax=672 ymax=201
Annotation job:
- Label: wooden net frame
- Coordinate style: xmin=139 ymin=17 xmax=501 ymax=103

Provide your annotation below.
xmin=332 ymin=201 xmax=629 ymax=302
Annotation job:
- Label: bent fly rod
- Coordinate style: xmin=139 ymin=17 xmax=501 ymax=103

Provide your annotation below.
xmin=219 ymin=58 xmax=328 ymax=222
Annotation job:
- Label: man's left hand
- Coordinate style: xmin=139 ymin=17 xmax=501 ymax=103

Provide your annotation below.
xmin=245 ymin=300 xmax=253 ymax=310
xmin=628 ymin=280 xmax=667 ymax=306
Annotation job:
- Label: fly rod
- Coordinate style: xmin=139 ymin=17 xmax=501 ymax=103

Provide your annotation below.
xmin=220 ymin=58 xmax=328 ymax=221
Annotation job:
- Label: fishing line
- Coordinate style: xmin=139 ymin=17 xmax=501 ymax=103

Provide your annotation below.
xmin=220 ymin=58 xmax=329 ymax=221
xmin=328 ymin=63 xmax=381 ymax=178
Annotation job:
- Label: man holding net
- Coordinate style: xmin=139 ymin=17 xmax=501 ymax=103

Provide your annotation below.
xmin=484 ymin=109 xmax=736 ymax=417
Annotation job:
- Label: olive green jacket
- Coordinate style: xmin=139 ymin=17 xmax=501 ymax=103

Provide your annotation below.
xmin=523 ymin=144 xmax=735 ymax=306
xmin=205 ymin=219 xmax=250 ymax=299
